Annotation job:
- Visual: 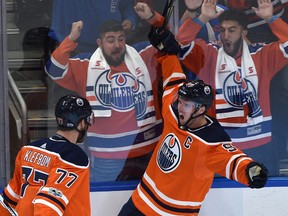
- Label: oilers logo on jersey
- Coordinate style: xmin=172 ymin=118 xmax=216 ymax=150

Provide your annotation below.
xmin=223 ymin=70 xmax=262 ymax=118
xmin=156 ymin=133 xmax=182 ymax=173
xmin=95 ymin=70 xmax=147 ymax=117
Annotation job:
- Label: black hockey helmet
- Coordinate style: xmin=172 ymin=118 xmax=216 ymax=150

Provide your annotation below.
xmin=178 ymin=80 xmax=213 ymax=110
xmin=55 ymin=95 xmax=93 ymax=129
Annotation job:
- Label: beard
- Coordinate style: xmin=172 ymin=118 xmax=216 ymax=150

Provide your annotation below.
xmin=223 ymin=37 xmax=243 ymax=57
xmin=102 ymin=49 xmax=125 ymax=67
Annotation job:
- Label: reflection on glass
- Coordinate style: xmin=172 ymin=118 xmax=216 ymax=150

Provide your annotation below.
xmin=6 ymin=0 xmax=288 ymax=187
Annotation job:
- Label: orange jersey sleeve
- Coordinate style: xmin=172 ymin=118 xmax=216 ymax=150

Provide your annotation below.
xmin=45 ymin=37 xmax=89 ymax=96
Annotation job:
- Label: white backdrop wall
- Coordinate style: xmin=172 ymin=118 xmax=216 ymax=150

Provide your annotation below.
xmin=1 ymin=178 xmax=287 ymax=215
xmin=90 ymin=178 xmax=288 ymax=216
xmin=90 ymin=187 xmax=288 ymax=216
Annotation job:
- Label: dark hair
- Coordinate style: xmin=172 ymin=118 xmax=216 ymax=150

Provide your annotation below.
xmin=218 ymin=9 xmax=249 ymax=30
xmin=98 ymin=19 xmax=124 ymax=39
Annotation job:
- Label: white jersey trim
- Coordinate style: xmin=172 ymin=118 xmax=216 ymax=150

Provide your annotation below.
xmin=33 ymin=199 xmax=62 ymax=216
xmin=143 ymin=172 xmax=203 ymax=206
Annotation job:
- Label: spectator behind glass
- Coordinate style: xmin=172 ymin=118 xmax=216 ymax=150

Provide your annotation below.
xmin=48 ymin=0 xmax=139 ymax=53
xmin=45 ymin=19 xmax=163 ymax=182
xmin=225 ymin=0 xmax=288 ymax=43
xmin=118 ymin=29 xmax=268 ymax=215
xmin=225 ymin=0 xmax=288 ymax=175
xmin=173 ymin=0 xmax=288 ymax=176
xmin=180 ymin=0 xmax=226 ymax=80
xmin=0 ymin=95 xmax=93 ymax=216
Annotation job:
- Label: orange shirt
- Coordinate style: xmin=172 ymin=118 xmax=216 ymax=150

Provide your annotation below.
xmin=1 ymin=135 xmax=90 ymax=216
xmin=131 ymin=55 xmax=253 ymax=215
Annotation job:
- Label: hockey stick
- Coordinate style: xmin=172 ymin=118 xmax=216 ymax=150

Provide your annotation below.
xmin=161 ymin=0 xmax=176 ymax=28
xmin=153 ymin=0 xmax=176 ymax=51
xmin=0 ymin=194 xmax=18 ymax=216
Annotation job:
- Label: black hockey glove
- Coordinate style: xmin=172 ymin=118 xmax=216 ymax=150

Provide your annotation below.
xmin=148 ymin=26 xmax=179 ymax=55
xmin=246 ymin=162 xmax=268 ymax=189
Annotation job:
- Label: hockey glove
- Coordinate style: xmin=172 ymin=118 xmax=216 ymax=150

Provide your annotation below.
xmin=246 ymin=162 xmax=268 ymax=189
xmin=148 ymin=27 xmax=180 ymax=55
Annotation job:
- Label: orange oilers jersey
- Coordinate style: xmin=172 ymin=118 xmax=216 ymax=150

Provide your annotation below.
xmin=131 ymin=55 xmax=254 ymax=216
xmin=1 ymin=135 xmax=90 ymax=216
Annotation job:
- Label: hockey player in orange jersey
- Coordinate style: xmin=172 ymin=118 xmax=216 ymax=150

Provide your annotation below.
xmin=0 ymin=95 xmax=93 ymax=216
xmin=118 ymin=27 xmax=268 ymax=216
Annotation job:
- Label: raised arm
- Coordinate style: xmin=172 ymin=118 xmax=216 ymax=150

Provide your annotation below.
xmin=181 ymin=0 xmax=203 ymax=23
xmin=251 ymin=0 xmax=273 ymax=22
xmin=178 ymin=0 xmax=223 ymax=44
xmin=68 ymin=21 xmax=83 ymax=42
xmin=134 ymin=2 xmax=165 ymax=27
xmin=198 ymin=0 xmax=223 ymax=24
xmin=134 ymin=2 xmax=155 ymax=21
xmin=45 ymin=20 xmax=89 ymax=95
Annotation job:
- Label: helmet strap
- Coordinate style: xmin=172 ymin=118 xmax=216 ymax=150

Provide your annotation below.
xmin=185 ymin=109 xmax=201 ymax=126
xmin=180 ymin=105 xmax=205 ymax=128
xmin=75 ymin=121 xmax=89 ymax=143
